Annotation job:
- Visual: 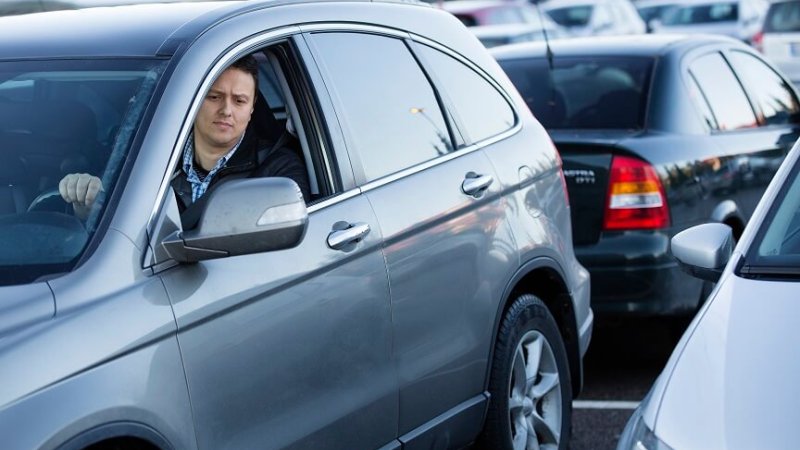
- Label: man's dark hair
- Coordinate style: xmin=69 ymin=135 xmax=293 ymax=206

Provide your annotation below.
xmin=230 ymin=54 xmax=259 ymax=94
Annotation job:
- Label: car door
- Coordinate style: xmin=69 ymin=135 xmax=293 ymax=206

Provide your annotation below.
xmin=154 ymin=38 xmax=398 ymax=450
xmin=303 ymin=29 xmax=518 ymax=447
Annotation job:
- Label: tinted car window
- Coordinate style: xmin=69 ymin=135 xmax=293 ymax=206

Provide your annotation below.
xmin=417 ymin=45 xmax=515 ymax=143
xmin=309 ymin=33 xmax=453 ymax=182
xmin=547 ymin=5 xmax=594 ymax=26
xmin=687 ymin=72 xmax=719 ymax=130
xmin=0 ymin=59 xmax=164 ymax=285
xmin=728 ymin=50 xmax=800 ymax=125
xmin=500 ymin=56 xmax=653 ymax=129
xmin=763 ymin=0 xmax=800 ymax=32
xmin=689 ymin=52 xmax=757 ymax=130
xmin=663 ymin=2 xmax=738 ymax=24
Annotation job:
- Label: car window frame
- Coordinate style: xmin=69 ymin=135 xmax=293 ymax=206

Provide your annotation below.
xmin=144 ymin=27 xmax=358 ymax=268
xmin=408 ymin=36 xmax=519 ymax=146
xmin=298 ymin=23 xmax=521 ymax=191
xmin=685 ymin=48 xmax=759 ymax=133
xmin=724 ymin=48 xmax=800 ymax=128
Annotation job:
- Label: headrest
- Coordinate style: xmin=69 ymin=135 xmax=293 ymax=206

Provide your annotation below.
xmin=0 ymin=98 xmax=97 ymax=142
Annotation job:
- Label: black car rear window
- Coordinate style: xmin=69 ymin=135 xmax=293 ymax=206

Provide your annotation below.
xmin=662 ymin=2 xmax=738 ymax=25
xmin=546 ymin=5 xmax=594 ymax=26
xmin=764 ymin=1 xmax=800 ymax=32
xmin=500 ymin=56 xmax=654 ymax=130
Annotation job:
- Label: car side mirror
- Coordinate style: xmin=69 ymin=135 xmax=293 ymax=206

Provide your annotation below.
xmin=162 ymin=177 xmax=308 ymax=263
xmin=671 ymin=223 xmax=734 ymax=282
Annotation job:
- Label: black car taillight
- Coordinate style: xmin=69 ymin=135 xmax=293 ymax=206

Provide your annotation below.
xmin=603 ymin=155 xmax=669 ymax=230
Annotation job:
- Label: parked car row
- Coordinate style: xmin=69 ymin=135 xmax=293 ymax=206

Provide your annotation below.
xmin=493 ymin=33 xmax=800 ymax=316
xmin=487 ymin=14 xmax=800 ymax=450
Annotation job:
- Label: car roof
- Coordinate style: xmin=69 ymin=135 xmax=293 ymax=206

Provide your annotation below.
xmin=490 ymin=33 xmax=738 ymax=59
xmin=0 ymin=0 xmax=407 ymax=60
xmin=0 ymin=1 xmax=244 ymax=59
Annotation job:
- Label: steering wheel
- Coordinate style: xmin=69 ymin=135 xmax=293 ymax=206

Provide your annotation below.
xmin=28 ymin=188 xmax=71 ymax=214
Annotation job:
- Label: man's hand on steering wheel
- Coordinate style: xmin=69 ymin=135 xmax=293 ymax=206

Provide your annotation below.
xmin=59 ymin=173 xmax=103 ymax=220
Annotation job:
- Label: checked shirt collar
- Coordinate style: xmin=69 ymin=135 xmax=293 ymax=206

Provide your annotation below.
xmin=182 ymin=132 xmax=245 ymax=202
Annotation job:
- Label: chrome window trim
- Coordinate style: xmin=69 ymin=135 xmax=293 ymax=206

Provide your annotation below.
xmin=409 ymin=32 xmax=520 ymax=126
xmin=357 ymin=123 xmax=521 ymax=193
xmin=307 ymin=187 xmax=361 ymax=213
xmin=147 ymin=26 xmax=300 ymax=235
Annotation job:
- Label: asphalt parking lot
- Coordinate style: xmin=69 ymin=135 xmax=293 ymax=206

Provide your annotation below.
xmin=570 ymin=316 xmax=689 ymax=449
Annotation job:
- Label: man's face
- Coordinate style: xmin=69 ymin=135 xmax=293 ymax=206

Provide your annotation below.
xmin=194 ymin=67 xmax=255 ymax=153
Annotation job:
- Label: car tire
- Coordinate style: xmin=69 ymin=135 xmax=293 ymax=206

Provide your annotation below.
xmin=479 ymin=294 xmax=572 ymax=450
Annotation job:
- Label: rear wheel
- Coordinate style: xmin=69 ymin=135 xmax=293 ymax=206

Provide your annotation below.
xmin=480 ymin=294 xmax=572 ymax=450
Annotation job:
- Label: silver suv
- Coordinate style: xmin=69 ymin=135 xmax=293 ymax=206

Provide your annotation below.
xmin=0 ymin=1 xmax=592 ymax=449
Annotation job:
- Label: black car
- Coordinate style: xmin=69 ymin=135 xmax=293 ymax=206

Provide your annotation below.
xmin=493 ymin=34 xmax=800 ymax=316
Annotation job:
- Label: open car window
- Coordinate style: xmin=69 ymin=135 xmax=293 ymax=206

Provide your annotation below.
xmin=0 ymin=58 xmax=165 ymax=285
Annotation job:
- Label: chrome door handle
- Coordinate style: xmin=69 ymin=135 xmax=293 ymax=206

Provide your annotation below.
xmin=327 ymin=222 xmax=370 ymax=250
xmin=462 ymin=172 xmax=494 ymax=197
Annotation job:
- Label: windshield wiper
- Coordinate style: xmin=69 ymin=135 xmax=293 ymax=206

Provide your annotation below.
xmin=739 ymin=263 xmax=800 ymax=279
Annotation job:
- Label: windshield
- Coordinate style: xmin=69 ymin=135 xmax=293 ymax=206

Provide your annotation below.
xmin=500 ymin=56 xmax=653 ymax=130
xmin=662 ymin=2 xmax=738 ymax=25
xmin=742 ymin=157 xmax=800 ymax=277
xmin=0 ymin=59 xmax=165 ymax=286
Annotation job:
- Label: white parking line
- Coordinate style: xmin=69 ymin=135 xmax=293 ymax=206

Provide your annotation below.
xmin=573 ymin=400 xmax=639 ymax=410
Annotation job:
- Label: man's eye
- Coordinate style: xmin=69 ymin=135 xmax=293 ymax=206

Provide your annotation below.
xmin=207 ymin=95 xmax=220 ymax=100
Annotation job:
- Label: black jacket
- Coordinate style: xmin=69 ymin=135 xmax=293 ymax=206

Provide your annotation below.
xmin=171 ymin=129 xmax=311 ymax=230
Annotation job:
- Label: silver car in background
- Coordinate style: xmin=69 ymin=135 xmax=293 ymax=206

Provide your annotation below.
xmin=0 ymin=1 xmax=591 ymax=449
xmin=617 ymin=138 xmax=800 ymax=449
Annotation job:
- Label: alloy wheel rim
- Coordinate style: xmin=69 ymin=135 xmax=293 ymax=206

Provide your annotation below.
xmin=507 ymin=330 xmax=562 ymax=450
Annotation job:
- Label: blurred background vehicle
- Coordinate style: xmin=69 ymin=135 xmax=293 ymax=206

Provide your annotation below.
xmin=542 ymin=0 xmax=646 ymax=37
xmin=617 ymin=138 xmax=800 ymax=450
xmin=439 ymin=0 xmax=556 ymax=27
xmin=469 ymin=22 xmax=570 ymax=47
xmin=757 ymin=0 xmax=800 ymax=86
xmin=635 ymin=0 xmax=685 ymax=32
xmin=652 ymin=0 xmax=768 ymax=44
xmin=437 ymin=0 xmax=570 ymax=47
xmin=492 ymin=34 xmax=800 ymax=318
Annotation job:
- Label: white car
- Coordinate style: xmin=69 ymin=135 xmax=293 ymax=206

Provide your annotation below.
xmin=617 ymin=138 xmax=800 ymax=449
xmin=759 ymin=0 xmax=800 ymax=85
xmin=652 ymin=0 xmax=768 ymax=43
xmin=543 ymin=0 xmax=646 ymax=37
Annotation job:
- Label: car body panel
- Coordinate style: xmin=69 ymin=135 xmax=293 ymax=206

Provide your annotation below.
xmin=362 ymin=148 xmax=511 ymax=435
xmin=162 ymin=194 xmax=397 ymax=450
xmin=0 ymin=231 xmax=193 ymax=450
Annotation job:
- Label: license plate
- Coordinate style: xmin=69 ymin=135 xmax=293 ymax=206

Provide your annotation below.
xmin=789 ymin=42 xmax=800 ymax=57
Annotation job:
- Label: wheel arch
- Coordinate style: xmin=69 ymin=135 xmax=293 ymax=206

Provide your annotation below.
xmin=489 ymin=256 xmax=583 ymax=397
xmin=55 ymin=422 xmax=173 ymax=450
xmin=710 ymin=199 xmax=745 ymax=240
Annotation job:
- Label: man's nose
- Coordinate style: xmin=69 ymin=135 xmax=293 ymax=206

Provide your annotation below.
xmin=219 ymin=98 xmax=233 ymax=115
